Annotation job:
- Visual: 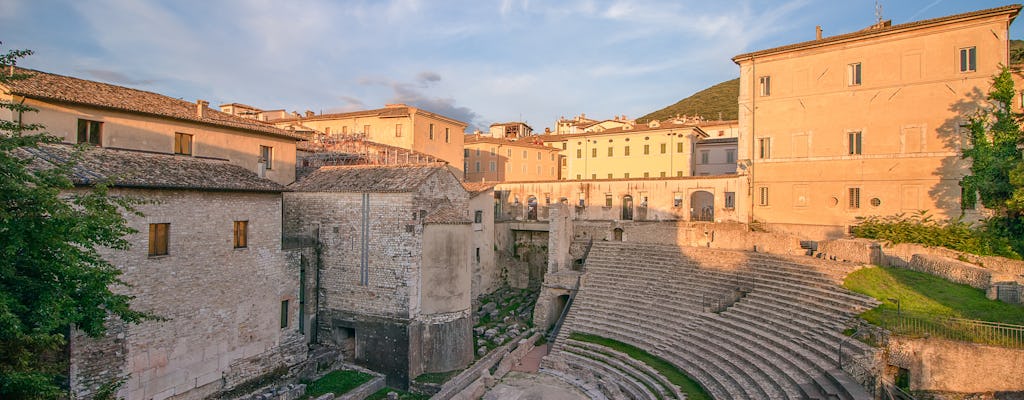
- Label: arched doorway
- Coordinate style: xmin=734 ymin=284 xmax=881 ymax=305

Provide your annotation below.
xmin=549 ymin=294 xmax=571 ymax=331
xmin=621 ymin=195 xmax=634 ymax=220
xmin=613 ymin=227 xmax=624 ymax=241
xmin=691 ymin=191 xmax=715 ymax=221
xmin=527 ymin=196 xmax=538 ymax=220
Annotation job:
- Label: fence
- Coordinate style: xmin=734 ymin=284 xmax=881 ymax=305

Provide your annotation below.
xmin=872 ymin=309 xmax=1024 ymax=348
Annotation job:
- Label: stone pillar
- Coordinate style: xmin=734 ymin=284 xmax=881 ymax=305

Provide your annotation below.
xmin=547 ymin=203 xmax=573 ymax=274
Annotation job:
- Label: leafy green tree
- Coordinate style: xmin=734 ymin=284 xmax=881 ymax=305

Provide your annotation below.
xmin=0 ymin=47 xmax=149 ymax=399
xmin=961 ymin=66 xmax=1024 ymax=255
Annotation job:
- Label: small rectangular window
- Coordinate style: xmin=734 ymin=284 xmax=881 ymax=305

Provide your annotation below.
xmin=848 ymin=131 xmax=863 ymax=155
xmin=475 ymin=247 xmax=481 ymax=263
xmin=148 ymin=223 xmax=169 ymax=256
xmin=591 ymin=148 xmax=597 ymax=158
xmin=677 ymin=142 xmax=684 ymax=153
xmin=849 ymin=187 xmax=861 ymax=208
xmin=643 ymin=144 xmax=650 ymax=155
xmin=233 ymin=221 xmax=248 ymax=249
xmin=605 ymin=194 xmax=613 ymax=207
xmin=607 ymin=173 xmax=613 ymax=179
xmin=464 ymin=149 xmax=469 ymax=158
xmin=341 ymin=126 xmax=348 ymax=134
xmin=643 ymin=172 xmax=650 ymax=178
xmin=673 ymin=193 xmax=683 ymax=207
xmin=260 ymin=145 xmax=274 ymax=170
xmin=395 ymin=124 xmax=402 ymax=137
xmin=659 ymin=172 xmax=666 ymax=177
xmin=959 ymin=47 xmax=977 ymax=73
xmin=660 ymin=143 xmax=667 ymax=154
xmin=489 ymin=161 xmax=496 ymax=171
xmin=561 ymin=158 xmax=566 ymax=166
xmin=758 ymin=138 xmax=771 ymax=159
xmin=676 ymin=171 xmax=683 ymax=177
xmin=700 ymin=150 xmax=710 ymax=164
xmin=174 ymin=132 xmax=193 ymax=155
xmin=474 ymin=210 xmax=483 ymax=223
xmin=578 ymin=193 xmax=585 ymax=206
xmin=848 ymin=62 xmax=862 ymax=86
xmin=445 ymin=127 xmax=450 ymax=143
xmin=576 ymin=174 xmax=582 ymax=180
xmin=576 ymin=149 xmax=582 ymax=159
xmin=624 ymin=173 xmax=630 ymax=178
xmin=475 ymin=161 xmax=481 ymax=172
xmin=476 ymin=148 xmax=481 ymax=156
xmin=280 ymin=300 xmax=289 ymax=329
xmin=591 ymin=174 xmax=596 ymax=179
xmin=607 ymin=147 xmax=613 ymax=157
xmin=562 ymin=143 xmax=567 ymax=150
xmin=726 ymin=149 xmax=736 ymax=164
xmin=522 ymin=150 xmax=528 ymax=159
xmin=759 ymin=76 xmax=771 ymax=96
xmin=77 ymin=119 xmax=102 ymax=146
xmin=758 ymin=187 xmax=769 ymax=206
xmin=725 ymin=192 xmax=736 ymax=209
xmin=624 ymin=146 xmax=630 ymax=156
xmin=429 ymin=124 xmax=434 ymax=140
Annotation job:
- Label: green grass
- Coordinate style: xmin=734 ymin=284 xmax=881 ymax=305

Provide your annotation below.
xmin=365 ymin=388 xmax=430 ymax=400
xmin=302 ymin=370 xmax=373 ymax=399
xmin=843 ymin=266 xmax=1024 ymax=325
xmin=413 ymin=369 xmax=462 ymax=384
xmin=569 ymin=332 xmax=712 ymax=400
xmin=638 ymin=78 xmax=739 ymax=123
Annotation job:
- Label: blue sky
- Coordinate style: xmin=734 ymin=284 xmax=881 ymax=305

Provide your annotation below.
xmin=3 ymin=1 xmax=1023 ymax=132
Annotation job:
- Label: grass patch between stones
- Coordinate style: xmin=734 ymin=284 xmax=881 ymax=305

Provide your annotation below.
xmin=301 ymin=370 xmax=373 ymax=399
xmin=569 ymin=332 xmax=712 ymax=400
xmin=413 ymin=369 xmax=462 ymax=384
xmin=365 ymin=387 xmax=431 ymax=400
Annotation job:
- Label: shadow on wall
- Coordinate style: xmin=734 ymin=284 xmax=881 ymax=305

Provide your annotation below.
xmin=929 ymin=86 xmax=985 ymax=221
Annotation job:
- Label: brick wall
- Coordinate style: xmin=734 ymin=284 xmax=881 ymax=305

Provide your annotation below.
xmin=71 ymin=189 xmax=305 ymax=400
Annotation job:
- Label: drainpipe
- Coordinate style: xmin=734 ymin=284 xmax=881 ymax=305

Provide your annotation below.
xmin=749 ymin=56 xmax=757 ymax=225
xmin=313 ymin=225 xmax=322 ymax=344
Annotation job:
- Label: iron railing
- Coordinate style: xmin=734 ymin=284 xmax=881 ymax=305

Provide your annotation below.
xmin=872 ymin=309 xmax=1024 ymax=348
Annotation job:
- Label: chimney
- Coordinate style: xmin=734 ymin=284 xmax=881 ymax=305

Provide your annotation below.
xmin=815 ymin=25 xmax=822 ymax=40
xmin=305 ymin=110 xmax=315 ymax=117
xmin=196 ymin=100 xmax=208 ymax=118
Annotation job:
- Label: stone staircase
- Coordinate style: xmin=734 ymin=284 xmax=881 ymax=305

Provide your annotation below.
xmin=542 ymin=241 xmax=880 ymax=400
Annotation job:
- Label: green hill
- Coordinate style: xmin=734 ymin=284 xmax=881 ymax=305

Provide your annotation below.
xmin=638 ymin=78 xmax=739 ymax=123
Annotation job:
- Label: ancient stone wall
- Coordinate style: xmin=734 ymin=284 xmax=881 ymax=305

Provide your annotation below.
xmin=886 ymin=337 xmax=1024 ymax=393
xmin=571 ymin=220 xmax=804 ymax=255
xmin=906 ymin=254 xmax=992 ymax=290
xmin=469 ymin=191 xmax=500 ymax=299
xmin=71 ymin=189 xmax=304 ymax=400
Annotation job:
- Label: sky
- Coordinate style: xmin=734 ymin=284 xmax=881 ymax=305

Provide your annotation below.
xmin=3 ymin=1 xmax=1023 ymax=132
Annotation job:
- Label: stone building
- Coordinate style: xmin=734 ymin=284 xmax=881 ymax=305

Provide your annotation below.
xmin=463 ymin=134 xmax=561 ymax=182
xmin=22 ymin=144 xmax=305 ymax=400
xmin=1 ymin=68 xmax=304 ymax=185
xmin=268 ymin=104 xmax=468 ymax=173
xmin=463 ymin=182 xmax=500 ymax=298
xmin=283 ymin=164 xmax=474 ymax=388
xmin=733 ymin=5 xmax=1021 ymax=239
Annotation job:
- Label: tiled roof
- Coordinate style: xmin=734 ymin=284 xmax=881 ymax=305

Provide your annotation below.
xmin=698 ymin=137 xmax=739 ymax=144
xmin=541 ymin=122 xmax=707 ymax=140
xmin=462 ymin=182 xmax=496 ymax=197
xmin=464 ymin=135 xmax=558 ymax=150
xmin=3 ymin=68 xmax=305 ymax=141
xmin=271 ymin=104 xmax=468 ymax=127
xmin=289 ymin=163 xmax=449 ymax=192
xmin=423 ymin=204 xmax=471 ymax=225
xmin=733 ymin=5 xmax=1022 ymax=61
xmin=21 ymin=143 xmax=286 ymax=192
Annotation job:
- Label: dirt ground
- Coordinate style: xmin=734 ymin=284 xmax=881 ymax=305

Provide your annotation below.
xmin=482 ymin=371 xmax=589 ymax=400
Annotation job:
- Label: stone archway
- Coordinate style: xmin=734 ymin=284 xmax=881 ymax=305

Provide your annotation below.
xmin=527 ymin=196 xmax=538 ymax=220
xmin=621 ymin=195 xmax=634 ymax=220
xmin=613 ymin=227 xmax=624 ymax=241
xmin=691 ymin=191 xmax=714 ymax=221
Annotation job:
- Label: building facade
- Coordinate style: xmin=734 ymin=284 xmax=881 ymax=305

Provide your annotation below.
xmin=488 ymin=121 xmax=533 ymax=139
xmin=463 ymin=135 xmax=561 ymax=182
xmin=270 ymin=104 xmax=467 ymax=172
xmin=553 ymin=120 xmax=708 ymax=180
xmin=733 ymin=5 xmax=1020 ymax=238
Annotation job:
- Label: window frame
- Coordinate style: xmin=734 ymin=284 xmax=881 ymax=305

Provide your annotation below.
xmin=174 ymin=132 xmax=193 ymax=156
xmin=759 ymin=75 xmax=771 ymax=96
xmin=758 ymin=138 xmax=771 ymax=159
xmin=849 ymin=187 xmax=861 ymax=209
xmin=428 ymin=123 xmax=434 ymax=140
xmin=848 ymin=131 xmax=863 ymax=155
xmin=77 ymin=119 xmax=102 ymax=146
xmin=148 ymin=223 xmax=169 ymax=257
xmin=233 ymin=220 xmax=248 ymax=249
xmin=280 ymin=300 xmax=289 ymax=329
xmin=959 ymin=46 xmax=977 ymax=73
xmin=260 ymin=145 xmax=274 ymax=170
xmin=395 ymin=123 xmax=402 ymax=137
xmin=848 ymin=62 xmax=862 ymax=86
xmin=758 ymin=186 xmax=769 ymax=206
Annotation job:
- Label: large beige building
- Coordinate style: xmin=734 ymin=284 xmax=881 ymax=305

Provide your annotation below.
xmin=734 ymin=5 xmax=1020 ymax=238
xmin=548 ymin=120 xmax=709 ymax=180
xmin=464 ymin=134 xmax=561 ymax=182
xmin=270 ymin=104 xmax=467 ymax=172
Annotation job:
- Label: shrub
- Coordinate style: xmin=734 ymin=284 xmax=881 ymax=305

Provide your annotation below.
xmin=851 ymin=211 xmax=1019 ymax=259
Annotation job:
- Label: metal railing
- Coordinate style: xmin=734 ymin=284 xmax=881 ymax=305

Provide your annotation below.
xmin=548 ymin=275 xmax=582 ymax=343
xmin=872 ymin=309 xmax=1024 ymax=348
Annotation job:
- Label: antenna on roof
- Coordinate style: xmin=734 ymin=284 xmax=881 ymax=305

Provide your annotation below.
xmin=875 ymin=1 xmax=883 ymax=24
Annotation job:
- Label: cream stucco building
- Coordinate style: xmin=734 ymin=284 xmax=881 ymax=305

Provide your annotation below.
xmin=464 ymin=134 xmax=561 ymax=182
xmin=734 ymin=5 xmax=1020 ymax=239
xmin=549 ymin=120 xmax=708 ymax=180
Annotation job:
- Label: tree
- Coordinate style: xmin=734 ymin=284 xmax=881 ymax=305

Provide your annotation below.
xmin=961 ymin=66 xmax=1024 ymax=254
xmin=0 ymin=47 xmax=149 ymax=399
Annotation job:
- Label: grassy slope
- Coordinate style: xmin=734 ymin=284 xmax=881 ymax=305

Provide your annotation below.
xmin=570 ymin=332 xmax=712 ymax=400
xmin=844 ymin=266 xmax=1024 ymax=325
xmin=302 ymin=370 xmax=373 ymax=399
xmin=637 ymin=78 xmax=739 ymax=123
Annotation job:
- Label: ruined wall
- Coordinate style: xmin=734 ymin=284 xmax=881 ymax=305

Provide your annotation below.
xmin=417 ymin=223 xmax=474 ymax=375
xmin=907 ymin=254 xmax=992 ymax=290
xmin=887 ymin=337 xmax=1024 ymax=393
xmin=469 ymin=191 xmax=499 ymax=298
xmin=71 ymin=189 xmax=305 ymax=400
xmin=571 ymin=220 xmax=804 ymax=255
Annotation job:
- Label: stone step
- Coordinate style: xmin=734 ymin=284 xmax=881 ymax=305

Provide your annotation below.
xmin=564 ymin=340 xmax=682 ymax=399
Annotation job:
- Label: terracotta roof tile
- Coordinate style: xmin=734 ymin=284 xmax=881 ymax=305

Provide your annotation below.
xmin=733 ymin=5 xmax=1022 ymax=62
xmin=289 ymin=163 xmax=449 ymax=192
xmin=423 ymin=204 xmax=471 ymax=224
xmin=3 ymin=68 xmax=305 ymax=141
xmin=22 ymin=143 xmax=286 ymax=192
xmin=462 ymin=182 xmax=496 ymax=196
xmin=464 ymin=135 xmax=559 ymax=150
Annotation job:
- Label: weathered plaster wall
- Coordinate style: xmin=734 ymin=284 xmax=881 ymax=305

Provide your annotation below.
xmin=887 ymin=338 xmax=1024 ymax=393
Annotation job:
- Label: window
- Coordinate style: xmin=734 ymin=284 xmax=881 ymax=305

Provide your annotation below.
xmin=959 ymin=47 xmax=977 ymax=73
xmin=674 ymin=193 xmax=683 ymax=207
xmin=148 ymin=223 xmax=169 ymax=256
xmin=475 ymin=161 xmax=481 ymax=172
xmin=475 ymin=247 xmax=481 ymax=263
xmin=605 ymin=194 xmax=613 ymax=207
xmin=643 ymin=144 xmax=650 ymax=155
xmin=677 ymin=142 xmax=684 ymax=153
xmin=489 ymin=161 xmax=496 ymax=171
xmin=538 ymin=166 xmax=542 ymax=174
xmin=591 ymin=174 xmax=596 ymax=179
xmin=174 ymin=132 xmax=192 ymax=155
xmin=576 ymin=174 xmax=582 ymax=180
xmin=643 ymin=172 xmax=650 ymax=178
xmin=849 ymin=187 xmax=861 ymax=209
xmin=464 ymin=149 xmax=470 ymax=158
xmin=550 ymin=153 xmax=555 ymax=161
xmin=726 ymin=149 xmax=736 ymax=163
xmin=758 ymin=138 xmax=771 ymax=159
xmin=561 ymin=143 xmax=567 ymax=150
xmin=576 ymin=149 xmax=582 ymax=159
xmin=490 ymin=147 xmax=496 ymax=156
xmin=624 ymin=146 xmax=630 ymax=156
xmin=429 ymin=124 xmax=434 ymax=140
xmin=341 ymin=126 xmax=348 ymax=134
xmin=700 ymin=150 xmax=710 ymax=164
xmin=474 ymin=210 xmax=483 ymax=223
xmin=537 ymin=152 xmax=541 ymax=160
xmin=607 ymin=147 xmax=614 ymax=157
xmin=660 ymin=143 xmax=667 ymax=154
xmin=561 ymin=158 xmax=567 ymax=166
xmin=725 ymin=192 xmax=736 ymax=209
xmin=758 ymin=187 xmax=769 ymax=206
xmin=607 ymin=173 xmax=613 ymax=179
xmin=848 ymin=62 xmax=862 ymax=86
xmin=592 ymin=148 xmax=597 ymax=157
xmin=676 ymin=171 xmax=683 ymax=177
xmin=77 ymin=119 xmax=102 ymax=145
xmin=260 ymin=145 xmax=274 ymax=170
xmin=280 ymin=300 xmax=289 ymax=329
xmin=445 ymin=127 xmax=450 ymax=143
xmin=476 ymin=148 xmax=481 ymax=156
xmin=395 ymin=124 xmax=402 ymax=137
xmin=233 ymin=221 xmax=248 ymax=248
xmin=578 ymin=193 xmax=585 ymax=207
xmin=624 ymin=173 xmax=629 ymax=178
xmin=848 ymin=131 xmax=863 ymax=155
xmin=363 ymin=125 xmax=371 ymax=135
xmin=660 ymin=172 xmax=666 ymax=177
xmin=759 ymin=76 xmax=771 ymax=96
xmin=522 ymin=150 xmax=528 ymax=159
xmin=507 ymin=149 xmax=512 ymax=157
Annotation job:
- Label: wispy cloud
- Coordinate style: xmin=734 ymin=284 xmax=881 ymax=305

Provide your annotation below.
xmin=80 ymin=69 xmax=157 ymax=86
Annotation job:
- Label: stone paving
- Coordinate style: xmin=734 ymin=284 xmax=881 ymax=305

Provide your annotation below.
xmin=482 ymin=371 xmax=589 ymax=400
